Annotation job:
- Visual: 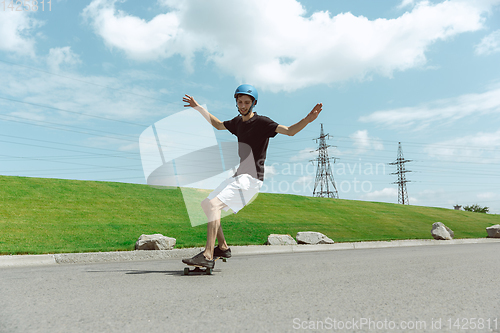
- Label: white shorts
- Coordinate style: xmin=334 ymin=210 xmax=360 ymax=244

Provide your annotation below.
xmin=207 ymin=174 xmax=263 ymax=214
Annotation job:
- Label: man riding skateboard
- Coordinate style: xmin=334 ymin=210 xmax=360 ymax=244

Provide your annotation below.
xmin=182 ymin=84 xmax=322 ymax=269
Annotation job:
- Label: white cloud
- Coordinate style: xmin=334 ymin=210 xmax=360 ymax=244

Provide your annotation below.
xmin=398 ymin=0 xmax=416 ymax=10
xmin=294 ymin=175 xmax=314 ymax=187
xmin=362 ymin=187 xmax=498 ymax=213
xmin=83 ymin=0 xmax=494 ymax=92
xmin=350 ymin=130 xmax=384 ymax=153
xmin=361 ymin=187 xmax=398 ymax=201
xmin=360 ymin=86 xmax=500 ymax=128
xmin=82 ymin=0 xmax=182 ymax=61
xmin=475 ymin=29 xmax=500 ymax=55
xmin=412 ymin=189 xmax=450 ymax=205
xmin=0 ymin=11 xmax=41 ymax=56
xmin=424 ymin=129 xmax=500 ymax=162
xmin=47 ymin=47 xmax=81 ymax=71
xmin=289 ymin=147 xmax=316 ymax=162
xmin=264 ymin=164 xmax=279 ymax=178
xmin=86 ymin=136 xmax=139 ymax=152
xmin=477 ymin=192 xmax=496 ymax=199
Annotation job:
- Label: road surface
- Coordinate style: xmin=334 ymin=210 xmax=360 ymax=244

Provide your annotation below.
xmin=1 ymin=243 xmax=499 ymax=332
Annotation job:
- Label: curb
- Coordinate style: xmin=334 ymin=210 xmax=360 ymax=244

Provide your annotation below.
xmin=1 ymin=238 xmax=499 ymax=268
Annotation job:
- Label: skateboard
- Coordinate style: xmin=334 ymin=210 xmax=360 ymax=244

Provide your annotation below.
xmin=183 ymin=265 xmax=213 ymax=275
xmin=183 ymin=256 xmax=227 ymax=275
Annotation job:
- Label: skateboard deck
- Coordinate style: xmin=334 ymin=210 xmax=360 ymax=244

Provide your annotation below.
xmin=183 ymin=265 xmax=213 ymax=275
xmin=183 ymin=256 xmax=228 ymax=275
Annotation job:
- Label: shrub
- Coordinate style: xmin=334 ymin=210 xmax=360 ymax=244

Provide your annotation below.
xmin=463 ymin=204 xmax=489 ymax=214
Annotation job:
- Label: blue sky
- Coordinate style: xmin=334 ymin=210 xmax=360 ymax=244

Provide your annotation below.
xmin=1 ymin=0 xmax=500 ymax=213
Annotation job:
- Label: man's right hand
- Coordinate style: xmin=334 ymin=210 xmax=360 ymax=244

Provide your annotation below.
xmin=183 ymin=94 xmax=200 ymax=108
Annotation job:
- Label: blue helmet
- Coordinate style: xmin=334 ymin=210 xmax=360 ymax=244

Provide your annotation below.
xmin=234 ymin=84 xmax=258 ymax=107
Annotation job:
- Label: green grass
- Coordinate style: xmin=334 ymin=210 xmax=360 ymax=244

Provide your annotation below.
xmin=0 ymin=175 xmax=498 ymax=255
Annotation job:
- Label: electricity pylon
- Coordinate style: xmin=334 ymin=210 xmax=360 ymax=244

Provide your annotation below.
xmin=311 ymin=124 xmax=339 ymax=198
xmin=389 ymin=142 xmax=411 ymax=205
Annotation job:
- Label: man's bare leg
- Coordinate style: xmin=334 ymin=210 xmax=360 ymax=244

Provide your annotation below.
xmin=217 ymin=224 xmax=229 ymax=251
xmin=204 ymin=221 xmax=218 ymax=260
xmin=201 ymin=197 xmax=227 ymax=260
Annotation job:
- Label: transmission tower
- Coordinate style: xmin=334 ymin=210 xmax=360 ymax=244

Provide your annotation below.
xmin=310 ymin=123 xmax=339 ymax=198
xmin=389 ymin=142 xmax=411 ymax=205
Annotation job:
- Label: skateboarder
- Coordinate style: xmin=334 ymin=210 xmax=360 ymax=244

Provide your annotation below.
xmin=182 ymin=84 xmax=322 ymax=269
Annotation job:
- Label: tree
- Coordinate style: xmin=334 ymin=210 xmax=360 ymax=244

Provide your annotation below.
xmin=463 ymin=204 xmax=489 ymax=213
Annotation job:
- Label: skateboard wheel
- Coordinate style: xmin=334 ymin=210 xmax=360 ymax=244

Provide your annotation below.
xmin=184 ymin=267 xmax=189 ymax=275
xmin=206 ymin=268 xmax=212 ymax=275
xmin=222 ymin=258 xmax=227 ymax=262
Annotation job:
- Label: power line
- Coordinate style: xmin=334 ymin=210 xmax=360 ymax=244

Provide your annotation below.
xmin=0 ymin=133 xmax=138 ymax=158
xmin=0 ymin=154 xmax=141 ymax=173
xmin=0 ymin=97 xmax=234 ymax=146
xmin=0 ymin=58 xmax=238 ymax=120
xmin=0 ymin=96 xmax=148 ymax=127
xmin=1 ymin=60 xmax=499 ymax=190
xmin=0 ymin=59 xmax=179 ymax=106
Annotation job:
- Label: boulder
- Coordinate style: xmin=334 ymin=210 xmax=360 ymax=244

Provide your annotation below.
xmin=135 ymin=234 xmax=176 ymax=250
xmin=296 ymin=231 xmax=334 ymax=245
xmin=431 ymin=222 xmax=454 ymax=240
xmin=266 ymin=234 xmax=297 ymax=245
xmin=486 ymin=224 xmax=500 ymax=238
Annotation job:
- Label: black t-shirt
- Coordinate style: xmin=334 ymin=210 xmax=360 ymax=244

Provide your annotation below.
xmin=223 ymin=113 xmax=279 ymax=181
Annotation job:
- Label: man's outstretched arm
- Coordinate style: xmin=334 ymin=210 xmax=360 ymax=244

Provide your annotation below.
xmin=276 ymin=103 xmax=322 ymax=136
xmin=183 ymin=94 xmax=226 ymax=130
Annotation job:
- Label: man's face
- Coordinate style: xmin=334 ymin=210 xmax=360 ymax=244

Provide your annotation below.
xmin=237 ymin=95 xmax=254 ymax=115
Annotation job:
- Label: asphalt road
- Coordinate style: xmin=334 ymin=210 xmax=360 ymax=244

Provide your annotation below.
xmin=1 ymin=243 xmax=499 ymax=333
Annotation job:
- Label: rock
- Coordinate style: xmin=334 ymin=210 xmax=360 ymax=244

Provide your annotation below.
xmin=135 ymin=234 xmax=176 ymax=250
xmin=431 ymin=222 xmax=454 ymax=240
xmin=266 ymin=234 xmax=297 ymax=245
xmin=486 ymin=224 xmax=500 ymax=238
xmin=296 ymin=231 xmax=334 ymax=245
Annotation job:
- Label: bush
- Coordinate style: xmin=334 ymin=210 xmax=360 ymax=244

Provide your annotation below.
xmin=463 ymin=204 xmax=489 ymax=214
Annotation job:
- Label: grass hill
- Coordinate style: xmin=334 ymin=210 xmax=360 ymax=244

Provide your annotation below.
xmin=0 ymin=175 xmax=498 ymax=255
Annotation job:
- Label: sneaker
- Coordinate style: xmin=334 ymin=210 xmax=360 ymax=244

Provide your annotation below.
xmin=214 ymin=246 xmax=232 ymax=258
xmin=182 ymin=251 xmax=215 ymax=269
